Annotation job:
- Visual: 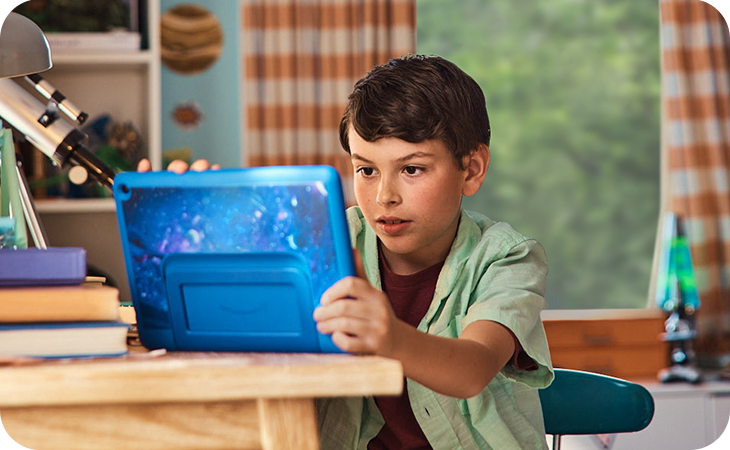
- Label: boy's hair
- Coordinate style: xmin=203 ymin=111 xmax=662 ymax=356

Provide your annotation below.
xmin=339 ymin=54 xmax=491 ymax=169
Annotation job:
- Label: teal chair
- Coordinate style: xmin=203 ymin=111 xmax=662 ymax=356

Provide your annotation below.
xmin=539 ymin=369 xmax=655 ymax=449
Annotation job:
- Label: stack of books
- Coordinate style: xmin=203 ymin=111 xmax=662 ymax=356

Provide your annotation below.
xmin=0 ymin=249 xmax=129 ymax=360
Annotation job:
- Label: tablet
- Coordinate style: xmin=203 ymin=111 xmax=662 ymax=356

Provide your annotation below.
xmin=113 ymin=165 xmax=355 ymax=353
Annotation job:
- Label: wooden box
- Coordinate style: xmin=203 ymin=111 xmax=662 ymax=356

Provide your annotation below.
xmin=542 ymin=309 xmax=670 ymax=381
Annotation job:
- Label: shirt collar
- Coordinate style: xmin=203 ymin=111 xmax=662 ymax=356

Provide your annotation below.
xmin=421 ymin=210 xmax=482 ymax=327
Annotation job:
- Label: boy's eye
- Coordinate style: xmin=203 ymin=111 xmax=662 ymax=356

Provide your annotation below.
xmin=404 ymin=166 xmax=423 ymax=175
xmin=357 ymin=167 xmax=375 ymax=176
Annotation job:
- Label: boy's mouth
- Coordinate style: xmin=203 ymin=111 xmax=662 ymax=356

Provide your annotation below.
xmin=377 ymin=216 xmax=409 ymax=224
xmin=376 ymin=217 xmax=411 ymax=234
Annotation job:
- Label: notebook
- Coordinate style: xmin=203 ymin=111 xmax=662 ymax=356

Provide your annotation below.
xmin=113 ymin=165 xmax=355 ymax=353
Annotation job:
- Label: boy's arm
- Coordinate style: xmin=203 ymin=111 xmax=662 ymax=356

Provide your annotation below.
xmin=314 ymin=269 xmax=516 ymax=398
xmin=392 ymin=317 xmax=516 ymax=398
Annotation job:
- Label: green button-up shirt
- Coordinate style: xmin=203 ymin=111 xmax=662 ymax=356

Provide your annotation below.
xmin=317 ymin=207 xmax=554 ymax=450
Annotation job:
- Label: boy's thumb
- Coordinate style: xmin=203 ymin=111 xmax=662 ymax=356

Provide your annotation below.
xmin=353 ymin=248 xmax=367 ymax=279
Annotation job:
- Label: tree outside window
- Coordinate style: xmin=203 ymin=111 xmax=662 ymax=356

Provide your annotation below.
xmin=417 ymin=0 xmax=661 ymax=309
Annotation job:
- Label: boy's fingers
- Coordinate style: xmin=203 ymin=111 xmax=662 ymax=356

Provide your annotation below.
xmin=136 ymin=158 xmax=152 ymax=172
xmin=189 ymin=159 xmax=212 ymax=171
xmin=320 ymin=276 xmax=367 ymax=306
xmin=138 ymin=159 xmax=217 ymax=173
xmin=315 ymin=296 xmax=368 ymax=321
xmin=316 ymin=314 xmax=368 ymax=336
xmin=167 ymin=160 xmax=190 ymax=173
xmin=331 ymin=332 xmax=365 ymax=354
xmin=331 ymin=331 xmax=377 ymax=355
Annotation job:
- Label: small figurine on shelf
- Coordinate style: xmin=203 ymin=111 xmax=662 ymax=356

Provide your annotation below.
xmin=656 ymin=212 xmax=702 ymax=384
xmin=64 ymin=114 xmax=142 ymax=198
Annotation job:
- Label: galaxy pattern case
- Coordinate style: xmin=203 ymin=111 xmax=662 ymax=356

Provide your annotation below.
xmin=113 ymin=166 xmax=354 ymax=353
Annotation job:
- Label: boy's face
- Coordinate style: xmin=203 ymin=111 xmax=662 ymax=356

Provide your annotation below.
xmin=349 ymin=128 xmax=476 ymax=274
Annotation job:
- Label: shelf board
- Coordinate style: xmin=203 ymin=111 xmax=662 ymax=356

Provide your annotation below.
xmin=35 ymin=198 xmax=116 ymax=214
xmin=51 ymin=50 xmax=155 ymax=68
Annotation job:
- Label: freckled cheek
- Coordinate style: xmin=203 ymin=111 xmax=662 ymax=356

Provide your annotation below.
xmin=408 ymin=190 xmax=430 ymax=208
xmin=422 ymin=185 xmax=462 ymax=218
xmin=419 ymin=185 xmax=451 ymax=206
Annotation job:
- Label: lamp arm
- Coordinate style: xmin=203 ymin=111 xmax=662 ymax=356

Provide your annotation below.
xmin=0 ymin=77 xmax=115 ymax=190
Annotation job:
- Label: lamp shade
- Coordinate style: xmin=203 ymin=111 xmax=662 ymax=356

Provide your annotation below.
xmin=0 ymin=12 xmax=51 ymax=78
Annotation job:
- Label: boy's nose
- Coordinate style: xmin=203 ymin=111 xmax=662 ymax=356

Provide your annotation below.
xmin=376 ymin=178 xmax=401 ymax=205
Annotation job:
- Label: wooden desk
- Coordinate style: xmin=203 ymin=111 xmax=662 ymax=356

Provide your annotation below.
xmin=0 ymin=352 xmax=403 ymax=450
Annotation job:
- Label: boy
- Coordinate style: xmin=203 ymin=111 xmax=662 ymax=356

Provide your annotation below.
xmin=312 ymin=55 xmax=553 ymax=450
xmin=139 ymin=54 xmax=553 ymax=449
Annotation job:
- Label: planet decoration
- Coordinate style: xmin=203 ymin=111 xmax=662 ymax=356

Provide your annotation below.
xmin=160 ymin=3 xmax=224 ymax=75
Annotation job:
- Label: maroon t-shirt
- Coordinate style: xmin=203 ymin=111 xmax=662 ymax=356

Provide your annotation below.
xmin=368 ymin=254 xmax=443 ymax=450
xmin=368 ymin=250 xmax=538 ymax=450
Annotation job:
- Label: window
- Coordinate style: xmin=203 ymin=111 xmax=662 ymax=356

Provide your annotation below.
xmin=417 ymin=0 xmax=661 ymax=309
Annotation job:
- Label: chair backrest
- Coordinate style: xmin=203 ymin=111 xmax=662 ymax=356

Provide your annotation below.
xmin=539 ymin=369 xmax=655 ymax=437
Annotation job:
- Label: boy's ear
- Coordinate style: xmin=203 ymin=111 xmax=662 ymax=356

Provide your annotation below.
xmin=463 ymin=144 xmax=490 ymax=197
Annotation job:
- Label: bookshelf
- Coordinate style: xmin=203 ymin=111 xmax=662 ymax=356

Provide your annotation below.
xmin=32 ymin=2 xmax=162 ymax=183
xmin=27 ymin=0 xmax=162 ymax=303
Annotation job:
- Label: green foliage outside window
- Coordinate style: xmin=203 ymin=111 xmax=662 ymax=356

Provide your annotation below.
xmin=417 ymin=0 xmax=661 ymax=309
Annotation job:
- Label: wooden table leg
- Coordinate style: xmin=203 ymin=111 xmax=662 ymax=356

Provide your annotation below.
xmin=257 ymin=398 xmax=319 ymax=450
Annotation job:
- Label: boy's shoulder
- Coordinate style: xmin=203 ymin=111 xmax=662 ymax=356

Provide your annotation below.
xmin=461 ymin=209 xmax=540 ymax=252
xmin=453 ymin=210 xmax=547 ymax=274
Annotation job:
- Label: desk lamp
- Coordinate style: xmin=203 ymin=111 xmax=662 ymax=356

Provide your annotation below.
xmin=0 ymin=12 xmax=117 ymax=249
xmin=0 ymin=12 xmax=51 ymax=78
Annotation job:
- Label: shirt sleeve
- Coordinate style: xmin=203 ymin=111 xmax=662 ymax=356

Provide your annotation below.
xmin=461 ymin=238 xmax=554 ymax=388
xmin=509 ymin=329 xmax=539 ymax=371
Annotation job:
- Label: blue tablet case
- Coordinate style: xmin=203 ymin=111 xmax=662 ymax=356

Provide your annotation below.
xmin=113 ymin=165 xmax=355 ymax=353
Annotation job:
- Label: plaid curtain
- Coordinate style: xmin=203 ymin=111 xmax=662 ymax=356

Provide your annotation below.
xmin=660 ymin=0 xmax=730 ymax=358
xmin=242 ymin=0 xmax=416 ymax=203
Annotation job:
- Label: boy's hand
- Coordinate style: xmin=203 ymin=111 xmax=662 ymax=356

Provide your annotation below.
xmin=314 ymin=252 xmax=518 ymax=398
xmin=313 ymin=250 xmax=403 ymax=357
xmin=136 ymin=158 xmax=221 ymax=173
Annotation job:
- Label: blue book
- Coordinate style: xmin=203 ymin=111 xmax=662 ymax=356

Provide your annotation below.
xmin=0 ymin=322 xmax=129 ymax=359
